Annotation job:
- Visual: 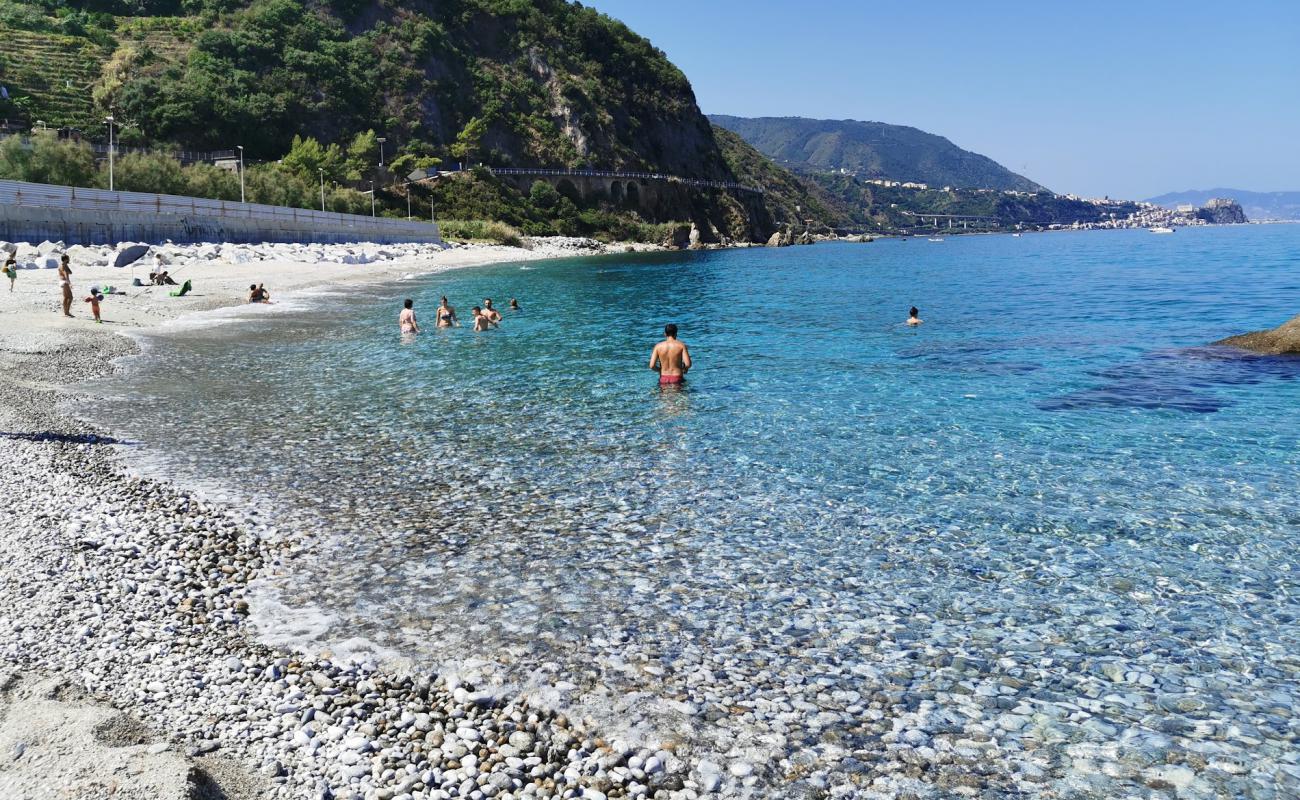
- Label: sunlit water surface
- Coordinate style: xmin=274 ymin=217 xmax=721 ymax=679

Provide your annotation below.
xmin=83 ymin=227 xmax=1300 ymax=796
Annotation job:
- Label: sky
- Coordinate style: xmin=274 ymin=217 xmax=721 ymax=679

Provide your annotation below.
xmin=582 ymin=0 xmax=1300 ymax=199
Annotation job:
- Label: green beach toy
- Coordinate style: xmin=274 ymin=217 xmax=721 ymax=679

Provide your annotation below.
xmin=170 ymin=279 xmax=192 ymax=297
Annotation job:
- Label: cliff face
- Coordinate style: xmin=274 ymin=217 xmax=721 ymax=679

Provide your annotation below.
xmin=1 ymin=0 xmax=780 ymax=239
xmin=1194 ymin=199 xmax=1248 ymax=224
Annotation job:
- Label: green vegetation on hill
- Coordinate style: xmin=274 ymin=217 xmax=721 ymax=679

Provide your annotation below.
xmin=712 ymin=125 xmax=846 ymax=230
xmin=711 ymin=115 xmax=1045 ymax=193
xmin=803 ymin=172 xmax=1140 ymax=233
xmin=0 ymin=0 xmax=770 ymax=240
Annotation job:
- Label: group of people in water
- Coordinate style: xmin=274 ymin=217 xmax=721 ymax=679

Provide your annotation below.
xmin=398 ymin=296 xmax=921 ymax=385
xmin=399 ymin=295 xmax=519 ymax=335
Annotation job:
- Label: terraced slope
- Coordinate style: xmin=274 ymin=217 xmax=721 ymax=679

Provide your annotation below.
xmin=1 ymin=29 xmax=111 ymax=129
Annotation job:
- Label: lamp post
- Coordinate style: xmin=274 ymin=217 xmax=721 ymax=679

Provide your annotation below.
xmin=319 ymin=168 xmax=325 ymax=212
xmin=369 ymin=181 xmax=375 ymax=217
xmin=407 ymin=190 xmax=411 ymax=220
xmin=236 ymin=145 xmax=245 ymax=203
xmin=105 ymin=115 xmax=115 ymax=191
xmin=377 ymin=137 xmax=386 ymax=168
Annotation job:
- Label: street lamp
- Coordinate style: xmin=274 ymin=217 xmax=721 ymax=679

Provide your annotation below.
xmin=406 ymin=190 xmax=411 ymax=220
xmin=377 ymin=137 xmax=386 ymax=168
xmin=236 ymin=145 xmax=245 ymax=203
xmin=105 ymin=115 xmax=115 ymax=191
xmin=369 ymin=181 xmax=375 ymax=217
xmin=319 ymin=168 xmax=325 ymax=212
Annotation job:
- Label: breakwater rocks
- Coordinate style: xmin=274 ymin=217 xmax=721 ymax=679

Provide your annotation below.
xmin=1216 ymin=313 xmax=1300 ymax=355
xmin=0 ymin=335 xmax=694 ymax=800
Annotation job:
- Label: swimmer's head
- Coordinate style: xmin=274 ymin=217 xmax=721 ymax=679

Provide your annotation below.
xmin=472 ymin=306 xmax=482 ymax=314
xmin=665 ymin=323 xmax=678 ymax=338
xmin=484 ymin=298 xmax=493 ymax=307
xmin=909 ymin=306 xmax=919 ymax=318
xmin=404 ymin=298 xmax=414 ymax=309
xmin=440 ymin=296 xmax=448 ymax=304
xmin=250 ymin=284 xmax=258 ymax=291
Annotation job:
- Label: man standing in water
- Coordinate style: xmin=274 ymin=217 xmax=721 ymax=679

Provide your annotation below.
xmin=483 ymin=298 xmax=502 ymax=325
xmin=649 ymin=323 xmax=691 ymax=385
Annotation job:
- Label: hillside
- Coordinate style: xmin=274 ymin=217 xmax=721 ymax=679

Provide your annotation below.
xmin=711 ymin=115 xmax=1045 ymax=193
xmin=0 ymin=0 xmax=780 ymax=242
xmin=711 ymin=125 xmax=847 ymax=230
xmin=1148 ymin=189 xmax=1300 ymax=221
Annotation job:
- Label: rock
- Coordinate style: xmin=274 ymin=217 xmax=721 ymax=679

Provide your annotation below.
xmin=1216 ymin=312 xmax=1300 ymax=355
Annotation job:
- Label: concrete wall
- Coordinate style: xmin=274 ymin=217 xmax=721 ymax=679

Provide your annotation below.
xmin=0 ymin=179 xmax=441 ymax=246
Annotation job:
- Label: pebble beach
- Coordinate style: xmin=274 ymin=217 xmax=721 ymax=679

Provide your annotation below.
xmin=2 ymin=231 xmax=1299 ymax=800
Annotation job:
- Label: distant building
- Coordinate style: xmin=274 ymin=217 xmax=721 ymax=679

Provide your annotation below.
xmin=1176 ymin=204 xmax=1195 ymax=213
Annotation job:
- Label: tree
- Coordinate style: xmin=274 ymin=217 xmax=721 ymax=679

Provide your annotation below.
xmin=183 ymin=162 xmax=241 ymax=201
xmin=346 ymin=129 xmax=379 ymax=179
xmin=281 ymin=135 xmax=348 ymax=183
xmin=450 ymin=116 xmax=488 ymax=164
xmin=111 ymin=150 xmax=188 ymax=195
xmin=0 ymin=132 xmax=99 ymax=188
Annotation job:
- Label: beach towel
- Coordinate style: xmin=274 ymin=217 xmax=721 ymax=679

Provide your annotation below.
xmin=169 ymin=279 xmax=192 ymax=297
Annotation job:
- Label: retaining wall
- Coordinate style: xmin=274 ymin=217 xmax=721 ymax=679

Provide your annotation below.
xmin=0 ymin=180 xmax=441 ymax=245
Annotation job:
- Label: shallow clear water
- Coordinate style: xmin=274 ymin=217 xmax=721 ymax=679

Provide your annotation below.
xmin=83 ymin=227 xmax=1300 ymax=796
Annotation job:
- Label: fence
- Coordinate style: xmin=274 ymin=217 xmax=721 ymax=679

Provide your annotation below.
xmin=486 ymin=166 xmax=764 ymax=195
xmin=0 ymin=179 xmax=441 ymax=245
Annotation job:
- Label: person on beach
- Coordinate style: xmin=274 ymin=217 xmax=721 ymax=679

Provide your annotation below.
xmin=58 ymin=255 xmax=73 ymax=317
xmin=436 ymin=296 xmax=457 ymax=328
xmin=483 ymin=298 xmax=502 ymax=325
xmin=471 ymin=306 xmax=492 ymax=332
xmin=248 ymin=284 xmax=269 ymax=304
xmin=4 ymin=257 xmax=16 ymax=292
xmin=399 ymin=298 xmax=420 ymax=334
xmin=649 ymin=323 xmax=691 ymax=385
xmin=907 ymin=306 xmax=923 ymax=326
xmin=84 ymin=290 xmax=103 ymax=323
xmin=509 ymin=298 xmax=520 ymax=311
xmin=152 ymin=270 xmax=177 ymax=286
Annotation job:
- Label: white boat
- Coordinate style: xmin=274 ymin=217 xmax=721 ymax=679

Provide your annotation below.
xmin=1149 ymin=226 xmax=1175 ymax=234
xmin=1011 ymin=233 xmax=1022 ymax=237
xmin=928 ymin=237 xmax=944 ymax=242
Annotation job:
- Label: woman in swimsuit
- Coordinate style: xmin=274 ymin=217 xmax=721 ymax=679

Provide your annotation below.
xmin=399 ymin=298 xmax=419 ymax=334
xmin=436 ymin=296 xmax=457 ymax=328
xmin=58 ymin=255 xmax=73 ymax=317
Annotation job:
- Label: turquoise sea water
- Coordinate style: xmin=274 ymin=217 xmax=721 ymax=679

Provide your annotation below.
xmin=84 ymin=227 xmax=1300 ymax=796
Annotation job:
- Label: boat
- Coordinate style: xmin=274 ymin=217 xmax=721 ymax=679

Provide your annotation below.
xmin=1011 ymin=233 xmax=1022 ymax=237
xmin=1149 ymin=226 xmax=1175 ymax=234
xmin=928 ymin=237 xmax=944 ymax=242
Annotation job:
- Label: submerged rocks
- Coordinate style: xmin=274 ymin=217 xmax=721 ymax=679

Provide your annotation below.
xmin=1216 ymin=312 xmax=1300 ymax=354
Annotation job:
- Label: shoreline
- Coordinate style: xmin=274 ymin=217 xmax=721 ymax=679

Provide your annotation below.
xmin=0 ymin=237 xmax=702 ymax=799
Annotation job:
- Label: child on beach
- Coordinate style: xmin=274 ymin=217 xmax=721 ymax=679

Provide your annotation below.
xmin=84 ymin=290 xmax=103 ymax=323
xmin=3 ymin=257 xmax=15 ymax=291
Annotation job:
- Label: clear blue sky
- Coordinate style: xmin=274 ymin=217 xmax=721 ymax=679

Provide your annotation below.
xmin=583 ymin=0 xmax=1300 ymax=199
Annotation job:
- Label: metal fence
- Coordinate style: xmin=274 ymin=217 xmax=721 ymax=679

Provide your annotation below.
xmin=486 ymin=166 xmax=764 ymax=194
xmin=2 ymin=133 xmax=235 ymax=164
xmin=0 ymin=179 xmax=440 ymax=238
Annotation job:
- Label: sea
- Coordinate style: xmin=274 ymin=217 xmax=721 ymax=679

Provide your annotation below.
xmin=80 ymin=225 xmax=1300 ymax=796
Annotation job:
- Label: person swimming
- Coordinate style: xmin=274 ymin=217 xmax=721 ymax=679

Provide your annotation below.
xmin=436 ymin=296 xmax=457 ymax=328
xmin=907 ymin=306 xmax=923 ymax=326
xmin=471 ymin=306 xmax=492 ymax=332
xmin=399 ymin=298 xmax=419 ymax=334
xmin=509 ymin=298 xmax=520 ymax=311
xmin=649 ymin=323 xmax=691 ymax=385
xmin=483 ymin=298 xmax=502 ymax=325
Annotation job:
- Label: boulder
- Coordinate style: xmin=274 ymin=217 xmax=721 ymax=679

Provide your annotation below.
xmin=37 ymin=240 xmax=66 ymax=255
xmin=0 ymin=241 xmax=16 ymax=256
xmin=1216 ymin=313 xmax=1300 ymax=355
xmin=660 ymin=225 xmax=691 ymax=250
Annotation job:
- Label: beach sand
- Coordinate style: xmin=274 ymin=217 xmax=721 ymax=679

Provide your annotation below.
xmin=0 ymin=237 xmax=690 ymax=799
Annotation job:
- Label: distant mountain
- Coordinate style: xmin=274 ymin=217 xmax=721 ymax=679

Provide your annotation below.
xmin=1147 ymin=189 xmax=1300 ymax=221
xmin=710 ymin=115 xmax=1045 ymax=193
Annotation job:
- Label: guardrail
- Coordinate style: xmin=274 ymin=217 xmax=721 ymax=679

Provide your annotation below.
xmin=0 ymin=179 xmax=440 ymax=237
xmin=486 ymin=166 xmax=764 ymax=194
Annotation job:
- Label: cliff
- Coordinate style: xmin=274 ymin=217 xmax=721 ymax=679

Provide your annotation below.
xmin=1216 ymin=314 xmax=1300 ymax=355
xmin=0 ymin=0 xmax=775 ymax=241
xmin=1194 ymin=198 xmax=1248 ymax=225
